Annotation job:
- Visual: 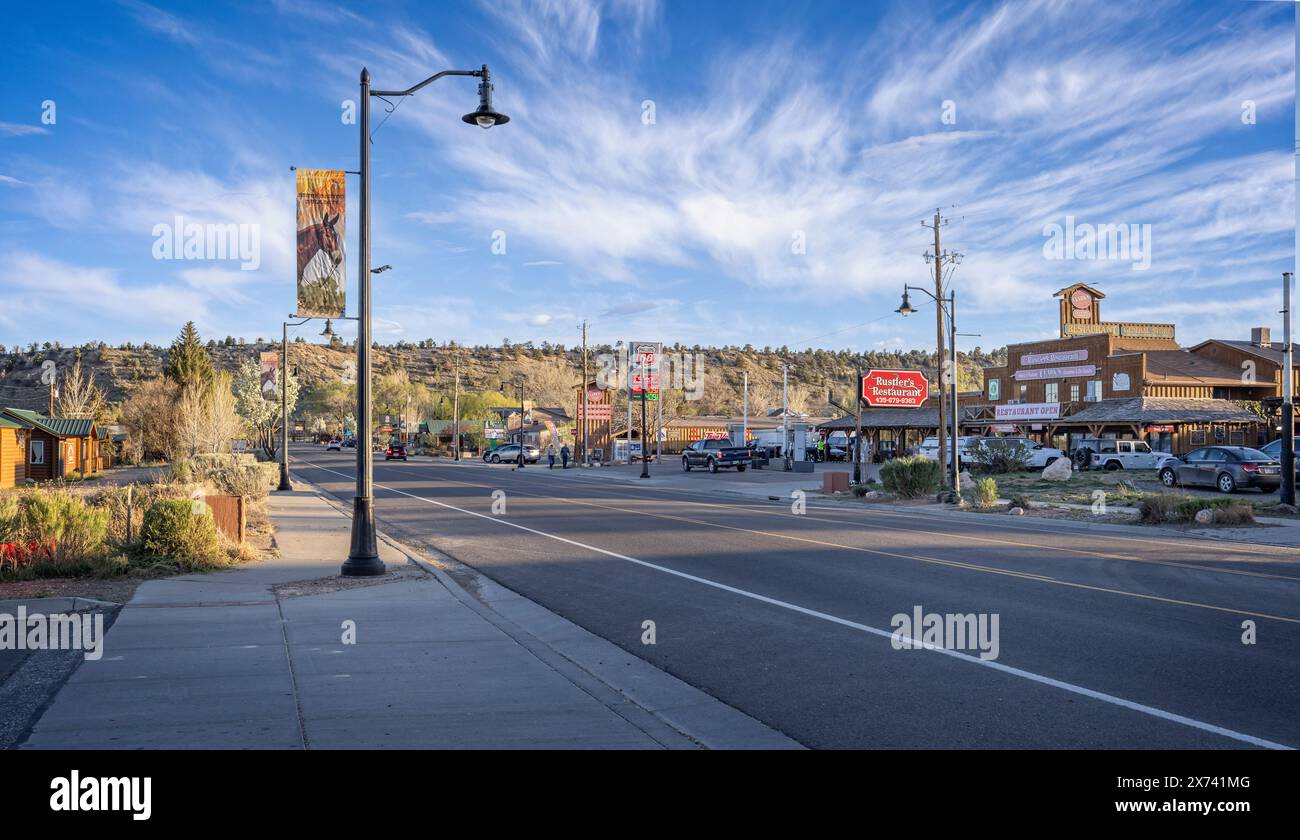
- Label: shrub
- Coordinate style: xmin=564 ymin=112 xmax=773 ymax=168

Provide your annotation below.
xmin=966 ymin=439 xmax=1032 ymax=474
xmin=974 ymin=477 xmax=998 ymax=508
xmin=1137 ymin=495 xmax=1180 ymax=523
xmin=851 ymin=483 xmax=869 ymax=497
xmin=138 ymin=499 xmax=226 ymax=571
xmin=1010 ymin=494 xmax=1033 ymax=510
xmin=0 ymin=490 xmax=109 ymax=576
xmin=880 ymin=456 xmax=943 ymax=499
xmin=1212 ymin=504 xmax=1255 ymax=526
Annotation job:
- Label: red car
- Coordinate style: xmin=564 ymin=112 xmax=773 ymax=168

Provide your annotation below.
xmin=385 ymin=443 xmax=408 ymax=461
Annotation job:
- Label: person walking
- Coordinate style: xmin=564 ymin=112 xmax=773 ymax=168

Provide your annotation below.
xmin=547 ymin=443 xmax=557 ymax=469
xmin=560 ymin=443 xmax=570 ymax=469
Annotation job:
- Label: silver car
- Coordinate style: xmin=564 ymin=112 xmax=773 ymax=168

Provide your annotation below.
xmin=484 ymin=444 xmax=540 ymax=464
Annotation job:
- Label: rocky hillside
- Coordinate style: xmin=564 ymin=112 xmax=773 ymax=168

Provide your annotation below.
xmin=0 ymin=338 xmax=1006 ymax=420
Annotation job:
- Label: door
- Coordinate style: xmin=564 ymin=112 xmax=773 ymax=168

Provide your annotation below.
xmin=1197 ymin=448 xmax=1228 ymax=486
xmin=1177 ymin=449 xmax=1207 ymax=485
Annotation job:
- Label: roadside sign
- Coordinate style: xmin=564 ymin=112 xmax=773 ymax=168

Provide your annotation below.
xmin=629 ymin=341 xmax=661 ymax=401
xmin=861 ymin=369 xmax=928 ymax=407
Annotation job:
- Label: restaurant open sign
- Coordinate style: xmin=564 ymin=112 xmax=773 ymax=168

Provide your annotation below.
xmin=861 ymin=369 xmax=928 ymax=407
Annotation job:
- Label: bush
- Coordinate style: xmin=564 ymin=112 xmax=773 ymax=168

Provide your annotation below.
xmin=187 ymin=458 xmax=276 ymax=498
xmin=851 ymin=483 xmax=869 ymax=497
xmin=1010 ymin=494 xmax=1033 ymax=510
xmin=0 ymin=490 xmax=109 ymax=576
xmin=1137 ymin=495 xmax=1254 ymax=525
xmin=974 ymin=477 xmax=998 ymax=508
xmin=880 ymin=456 xmax=943 ymax=499
xmin=138 ymin=499 xmax=227 ymax=571
xmin=966 ymin=439 xmax=1032 ymax=474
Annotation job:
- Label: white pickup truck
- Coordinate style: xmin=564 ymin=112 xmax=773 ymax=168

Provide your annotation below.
xmin=1081 ymin=438 xmax=1175 ymax=471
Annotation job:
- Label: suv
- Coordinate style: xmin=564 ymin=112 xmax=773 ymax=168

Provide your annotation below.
xmin=1158 ymin=446 xmax=1281 ymax=493
xmin=966 ymin=436 xmax=1065 ymax=469
xmin=1085 ymin=439 xmax=1174 ymax=471
xmin=385 ymin=442 xmax=408 ymax=461
xmin=1259 ymin=437 xmax=1300 ymax=478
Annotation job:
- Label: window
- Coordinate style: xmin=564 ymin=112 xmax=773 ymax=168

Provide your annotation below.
xmin=1019 ymin=384 xmax=1028 ymax=401
xmin=29 ymin=439 xmax=44 ymax=465
xmin=1044 ymin=383 xmax=1058 ymax=402
xmin=1070 ymin=384 xmax=1079 ymax=402
xmin=1190 ymin=429 xmax=1206 ymax=446
xmin=988 ymin=378 xmax=1000 ymax=401
xmin=1086 ymin=380 xmax=1102 ymax=402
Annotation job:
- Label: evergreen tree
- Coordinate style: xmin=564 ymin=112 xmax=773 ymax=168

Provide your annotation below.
xmin=164 ymin=321 xmax=214 ymax=389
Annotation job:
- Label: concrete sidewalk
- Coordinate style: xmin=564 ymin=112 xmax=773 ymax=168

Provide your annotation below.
xmin=20 ymin=486 xmax=797 ymax=750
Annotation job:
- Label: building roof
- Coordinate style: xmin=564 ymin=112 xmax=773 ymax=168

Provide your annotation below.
xmin=0 ymin=417 xmax=23 ymax=430
xmin=1 ymin=408 xmax=96 ymax=438
xmin=1135 ymin=350 xmax=1271 ymax=387
xmin=1190 ymin=339 xmax=1298 ymax=368
xmin=1063 ymin=398 xmax=1260 ymax=425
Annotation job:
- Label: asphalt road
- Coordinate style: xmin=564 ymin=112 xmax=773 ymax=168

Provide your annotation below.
xmin=290 ymin=446 xmax=1300 ymax=749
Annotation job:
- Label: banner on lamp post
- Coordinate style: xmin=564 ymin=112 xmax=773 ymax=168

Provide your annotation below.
xmin=295 ymin=169 xmax=346 ymax=318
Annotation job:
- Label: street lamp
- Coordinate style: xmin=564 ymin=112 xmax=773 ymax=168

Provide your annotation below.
xmin=897 ymin=284 xmax=962 ymax=503
xmin=502 ymin=378 xmax=526 ymax=468
xmin=343 ymin=64 xmax=508 ymax=578
xmin=279 ymin=314 xmax=356 ymax=492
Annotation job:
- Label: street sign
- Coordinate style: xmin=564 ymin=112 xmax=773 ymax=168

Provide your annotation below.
xmin=861 ymin=369 xmax=928 ymax=407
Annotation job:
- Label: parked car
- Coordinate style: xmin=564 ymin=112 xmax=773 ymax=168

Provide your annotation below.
xmin=1259 ymin=437 xmax=1300 ymax=477
xmin=385 ymin=443 xmax=408 ymax=461
xmin=343 ymin=438 xmax=357 ymax=448
xmin=485 ymin=444 xmax=540 ymax=464
xmin=682 ymin=438 xmax=751 ymax=473
xmin=326 ymin=438 xmax=342 ymax=451
xmin=1158 ymin=446 xmax=1282 ymax=493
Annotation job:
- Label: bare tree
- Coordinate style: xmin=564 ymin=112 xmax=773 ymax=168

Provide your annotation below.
xmin=204 ymin=372 xmax=243 ymax=455
xmin=55 ymin=355 xmax=106 ymax=420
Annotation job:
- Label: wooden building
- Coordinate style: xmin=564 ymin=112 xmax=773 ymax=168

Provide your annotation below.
xmin=0 ymin=417 xmax=27 ymax=488
xmin=0 ymin=409 xmax=101 ymax=481
xmin=973 ymin=284 xmax=1271 ymax=453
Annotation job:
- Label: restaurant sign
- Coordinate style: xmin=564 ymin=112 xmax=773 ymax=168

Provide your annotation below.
xmin=994 ymin=402 xmax=1061 ymax=422
xmin=1020 ymin=349 xmax=1088 ymax=366
xmin=861 ymin=369 xmax=928 ymax=407
xmin=1013 ymin=365 xmax=1096 ymax=381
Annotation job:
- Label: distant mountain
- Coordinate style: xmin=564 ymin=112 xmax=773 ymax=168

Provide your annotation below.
xmin=0 ymin=339 xmax=1006 ymax=420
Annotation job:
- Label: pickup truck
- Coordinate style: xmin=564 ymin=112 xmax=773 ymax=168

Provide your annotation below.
xmin=682 ymin=438 xmax=751 ymax=473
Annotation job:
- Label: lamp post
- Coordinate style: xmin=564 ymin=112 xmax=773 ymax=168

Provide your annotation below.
xmin=278 ymin=315 xmax=339 ymax=492
xmin=342 ymin=65 xmax=507 ymax=578
xmin=1283 ymin=272 xmax=1295 ymax=507
xmin=897 ymin=284 xmax=961 ymax=501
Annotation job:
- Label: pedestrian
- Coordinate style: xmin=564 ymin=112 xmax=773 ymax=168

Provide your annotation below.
xmin=547 ymin=443 xmax=557 ymax=469
xmin=560 ymin=444 xmax=570 ymax=469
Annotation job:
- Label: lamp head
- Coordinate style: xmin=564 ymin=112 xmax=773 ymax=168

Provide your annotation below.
xmin=462 ymin=65 xmax=510 ymax=129
xmin=896 ymin=288 xmax=915 ymax=317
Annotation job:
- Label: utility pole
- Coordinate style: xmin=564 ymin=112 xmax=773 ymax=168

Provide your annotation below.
xmin=782 ymin=363 xmax=790 ymax=470
xmin=1283 ymin=272 xmax=1295 ymax=506
xmin=923 ymin=209 xmax=949 ymax=486
xmin=854 ymin=366 xmax=863 ymax=485
xmin=742 ymin=371 xmax=749 ymax=447
xmin=581 ymin=320 xmax=588 ymax=466
xmin=452 ymin=351 xmax=460 ymax=462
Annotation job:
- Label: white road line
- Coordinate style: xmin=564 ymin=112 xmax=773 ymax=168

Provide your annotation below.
xmin=299 ymin=458 xmax=1294 ymax=751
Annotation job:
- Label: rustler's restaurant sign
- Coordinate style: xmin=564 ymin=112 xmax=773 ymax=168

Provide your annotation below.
xmin=861 ymin=369 xmax=928 ymax=407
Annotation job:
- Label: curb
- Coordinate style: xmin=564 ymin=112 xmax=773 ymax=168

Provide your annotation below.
xmin=0 ymin=597 xmax=120 ymax=614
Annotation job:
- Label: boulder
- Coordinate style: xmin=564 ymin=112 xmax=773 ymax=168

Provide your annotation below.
xmin=1007 ymin=506 xmax=1025 ymax=516
xmin=1274 ymin=503 xmax=1299 ymax=515
xmin=958 ymin=469 xmax=975 ymax=490
xmin=1194 ymin=508 xmax=1214 ymax=525
xmin=1041 ymin=457 xmax=1073 ymax=481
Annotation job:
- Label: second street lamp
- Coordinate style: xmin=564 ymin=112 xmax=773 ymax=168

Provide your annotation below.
xmin=342 ymin=64 xmax=508 ymax=578
xmin=897 ymin=284 xmax=961 ymax=501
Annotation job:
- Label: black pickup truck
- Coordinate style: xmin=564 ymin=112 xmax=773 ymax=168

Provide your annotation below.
xmin=682 ymin=438 xmax=751 ymax=473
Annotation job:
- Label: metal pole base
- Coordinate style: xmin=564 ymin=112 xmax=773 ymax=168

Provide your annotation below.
xmin=342 ymin=496 xmax=384 ymax=577
xmin=277 ymin=462 xmax=293 ymax=492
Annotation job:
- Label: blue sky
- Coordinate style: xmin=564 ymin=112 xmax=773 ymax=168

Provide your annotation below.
xmin=0 ymin=0 xmax=1294 ymax=354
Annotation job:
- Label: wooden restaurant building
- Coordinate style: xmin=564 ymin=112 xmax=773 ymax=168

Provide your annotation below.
xmin=817 ymin=283 xmax=1276 ymax=458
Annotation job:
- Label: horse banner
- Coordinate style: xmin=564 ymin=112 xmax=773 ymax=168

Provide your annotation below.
xmin=295 ymin=168 xmax=346 ymax=317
